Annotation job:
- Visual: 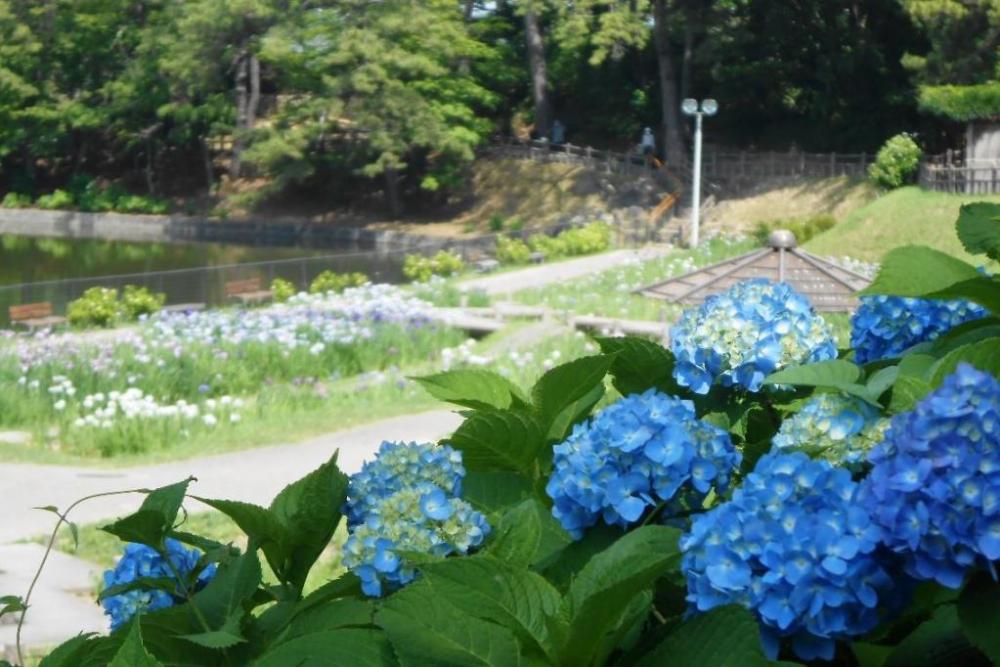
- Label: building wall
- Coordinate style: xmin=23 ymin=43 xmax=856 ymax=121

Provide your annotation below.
xmin=965 ymin=121 xmax=1000 ymax=166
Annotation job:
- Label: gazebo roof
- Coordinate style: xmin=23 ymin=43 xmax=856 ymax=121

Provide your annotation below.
xmin=636 ymin=231 xmax=871 ymax=312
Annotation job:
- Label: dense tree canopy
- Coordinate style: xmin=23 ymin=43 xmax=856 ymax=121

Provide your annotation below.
xmin=0 ymin=0 xmax=990 ymax=215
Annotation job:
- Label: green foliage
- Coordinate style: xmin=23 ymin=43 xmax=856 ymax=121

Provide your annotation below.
xmin=750 ymin=214 xmax=837 ymax=246
xmin=402 ymin=250 xmax=465 ymax=283
xmin=270 ymin=278 xmax=296 ymax=303
xmin=495 ymin=235 xmax=533 ymax=265
xmin=309 ymin=271 xmax=368 ymax=295
xmin=868 ymin=134 xmax=923 ymax=190
xmin=121 ymin=286 xmax=166 ymax=320
xmin=35 ymin=189 xmax=75 ymax=210
xmin=67 ymin=287 xmax=123 ymax=328
xmin=1 ymin=191 xmax=31 ymax=208
xmin=919 ymin=82 xmax=1000 ymax=122
xmin=528 ymin=222 xmax=613 ymax=260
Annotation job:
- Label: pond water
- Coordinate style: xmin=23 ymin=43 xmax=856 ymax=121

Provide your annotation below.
xmin=0 ymin=234 xmax=409 ymax=323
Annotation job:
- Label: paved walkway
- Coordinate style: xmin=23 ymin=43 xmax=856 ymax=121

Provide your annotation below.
xmin=0 ymin=410 xmax=462 ymax=653
xmin=461 ymin=246 xmax=670 ymax=295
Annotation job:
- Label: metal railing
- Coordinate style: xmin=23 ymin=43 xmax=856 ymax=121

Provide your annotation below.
xmin=919 ymin=158 xmax=1000 ymax=194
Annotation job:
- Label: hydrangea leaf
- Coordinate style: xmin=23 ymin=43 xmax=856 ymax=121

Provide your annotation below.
xmin=376 ymin=578 xmax=523 ymax=667
xmin=926 ymin=318 xmax=1000 ymax=356
xmin=595 ymin=336 xmax=680 ymax=396
xmin=0 ymin=595 xmax=25 ymax=620
xmin=925 ymin=277 xmax=1000 ymax=315
xmin=765 ymin=359 xmax=879 ymax=404
xmin=851 ymin=642 xmax=893 ymax=667
xmin=531 ymin=354 xmax=614 ymax=439
xmin=413 ymin=370 xmax=528 ymax=411
xmin=956 ymin=202 xmax=1000 ymax=261
xmin=897 ymin=353 xmax=937 ymax=380
xmin=866 ymin=365 xmax=900 ymax=398
xmin=886 ymin=605 xmax=983 ymax=667
xmin=277 ymin=597 xmax=374 ymax=643
xmin=447 ymin=409 xmax=546 ymax=477
xmin=98 ymin=577 xmax=181 ymax=602
xmin=487 ymin=499 xmax=571 ymax=568
xmin=179 ymin=612 xmax=246 ymax=649
xmin=556 ymin=526 xmax=682 ymax=666
xmin=957 ymin=573 xmax=1000 ymax=665
xmin=461 ymin=471 xmax=534 ymax=512
xmin=861 ymin=246 xmax=979 ymax=297
xmin=102 ymin=478 xmax=193 ymax=548
xmin=190 ymin=551 xmax=262 ymax=627
xmin=929 ymin=339 xmax=1000 ymax=388
xmin=419 ymin=555 xmax=562 ymax=662
xmin=32 ymin=633 xmax=102 ymax=667
xmin=634 ymin=605 xmax=775 ymax=667
xmin=252 ymin=628 xmax=397 ymax=667
xmin=268 ymin=453 xmax=349 ymax=592
xmin=109 ymin=620 xmax=164 ymax=667
xmin=193 ymin=498 xmax=289 ymax=580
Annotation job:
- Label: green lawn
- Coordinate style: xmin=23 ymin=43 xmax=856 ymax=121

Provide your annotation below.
xmin=805 ymin=186 xmax=1000 ymax=263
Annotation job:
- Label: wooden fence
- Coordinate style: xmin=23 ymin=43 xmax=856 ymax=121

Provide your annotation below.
xmin=918 ymin=161 xmax=1000 ymax=194
xmin=700 ymin=149 xmax=872 ymax=182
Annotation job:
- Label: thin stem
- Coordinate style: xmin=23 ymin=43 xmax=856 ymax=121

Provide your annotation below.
xmin=16 ymin=487 xmax=150 ymax=665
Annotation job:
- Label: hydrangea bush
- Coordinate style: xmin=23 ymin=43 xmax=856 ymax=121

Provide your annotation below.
xmin=546 ymin=389 xmax=740 ymax=537
xmin=15 ymin=203 xmax=1000 ymax=666
xmin=671 ymin=279 xmax=837 ymax=394
xmin=850 ymin=294 xmax=988 ymax=363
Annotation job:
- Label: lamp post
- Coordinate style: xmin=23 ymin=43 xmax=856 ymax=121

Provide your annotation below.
xmin=681 ymin=98 xmax=717 ymax=247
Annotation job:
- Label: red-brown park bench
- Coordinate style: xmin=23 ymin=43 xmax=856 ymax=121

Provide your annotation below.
xmin=9 ymin=302 xmax=68 ymax=330
xmin=224 ymin=277 xmax=274 ymax=306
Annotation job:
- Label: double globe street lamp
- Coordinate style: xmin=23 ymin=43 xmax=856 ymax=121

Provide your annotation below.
xmin=681 ymin=98 xmax=718 ymax=247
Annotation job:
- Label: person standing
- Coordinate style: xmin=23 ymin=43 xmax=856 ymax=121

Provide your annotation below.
xmin=641 ymin=127 xmax=656 ymax=161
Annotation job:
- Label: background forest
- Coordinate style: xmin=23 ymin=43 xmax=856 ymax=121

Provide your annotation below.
xmin=0 ymin=0 xmax=996 ymax=216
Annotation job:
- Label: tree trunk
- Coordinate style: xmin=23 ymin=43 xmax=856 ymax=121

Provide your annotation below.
xmin=680 ymin=9 xmax=694 ymax=103
xmin=463 ymin=0 xmax=475 ymax=21
xmin=201 ymin=139 xmax=215 ymax=194
xmin=230 ymin=52 xmax=249 ymax=178
xmin=145 ymin=137 xmax=156 ymax=195
xmin=523 ymin=8 xmax=553 ymax=140
xmin=385 ymin=165 xmax=402 ymax=217
xmin=652 ymin=0 xmax=686 ymax=166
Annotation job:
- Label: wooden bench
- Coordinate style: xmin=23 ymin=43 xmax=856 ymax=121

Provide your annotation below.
xmin=9 ymin=302 xmax=67 ymax=330
xmin=224 ymin=278 xmax=273 ymax=306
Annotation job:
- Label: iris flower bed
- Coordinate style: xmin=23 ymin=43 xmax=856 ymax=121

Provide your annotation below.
xmin=6 ymin=204 xmax=1000 ymax=666
xmin=0 ymin=284 xmax=466 ymax=456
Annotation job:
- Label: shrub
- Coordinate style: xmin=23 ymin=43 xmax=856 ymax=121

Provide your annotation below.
xmin=120 ymin=285 xmax=165 ymax=319
xmin=309 ymin=270 xmax=369 ymax=294
xmin=868 ymin=133 xmax=922 ymax=189
xmin=488 ymin=214 xmax=505 ymax=232
xmin=67 ymin=287 xmax=122 ymax=327
xmin=271 ymin=277 xmax=297 ymax=302
xmin=1 ymin=192 xmax=32 ymax=208
xmin=495 ymin=235 xmax=532 ymax=265
xmin=528 ymin=221 xmax=612 ymax=259
xmin=403 ymin=250 xmax=465 ymax=282
xmin=114 ymin=194 xmax=169 ymax=215
xmin=35 ymin=189 xmax=75 ymax=210
xmin=527 ymin=233 xmax=565 ymax=259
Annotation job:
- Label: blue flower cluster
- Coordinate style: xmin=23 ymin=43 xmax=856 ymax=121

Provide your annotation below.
xmin=671 ymin=279 xmax=837 ymax=394
xmin=681 ymin=452 xmax=900 ymax=662
xmin=343 ymin=440 xmax=465 ymax=528
xmin=850 ymin=295 xmax=987 ymax=363
xmin=546 ymin=389 xmax=740 ymax=539
xmin=101 ymin=539 xmax=214 ymax=631
xmin=858 ymin=364 xmax=1000 ymax=588
xmin=772 ymin=392 xmax=888 ymax=466
xmin=342 ymin=483 xmax=490 ymax=597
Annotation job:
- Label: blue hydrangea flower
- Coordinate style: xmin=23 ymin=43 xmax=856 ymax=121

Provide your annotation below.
xmin=681 ymin=452 xmax=902 ymax=662
xmin=772 ymin=392 xmax=889 ymax=466
xmin=850 ymin=295 xmax=987 ymax=363
xmin=857 ymin=364 xmax=1000 ymax=589
xmin=671 ymin=279 xmax=837 ymax=394
xmin=545 ymin=389 xmax=740 ymax=539
xmin=342 ymin=483 xmax=490 ymax=597
xmin=344 ymin=441 xmax=465 ymax=528
xmin=101 ymin=539 xmax=214 ymax=631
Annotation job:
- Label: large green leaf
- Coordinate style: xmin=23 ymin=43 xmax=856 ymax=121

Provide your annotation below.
xmin=956 ymin=202 xmax=1000 ymax=261
xmin=268 ymin=453 xmax=349 ymax=592
xmin=957 ymin=572 xmax=1000 ymax=664
xmin=925 ymin=277 xmax=1000 ymax=315
xmin=537 ymin=524 xmax=620 ymax=592
xmin=376 ymin=579 xmax=524 ymax=667
xmin=252 ymin=628 xmax=397 ymax=666
xmin=461 ymin=471 xmax=534 ymax=512
xmin=413 ymin=370 xmax=527 ymax=410
xmin=179 ymin=612 xmax=246 ymax=650
xmin=889 ymin=375 xmax=932 ymax=413
xmin=531 ymin=354 xmax=613 ymax=439
xmin=635 ymin=606 xmax=773 ymax=667
xmin=487 ymin=499 xmax=570 ymax=568
xmin=191 ymin=498 xmax=288 ymax=579
xmin=862 ymin=246 xmax=980 ymax=297
xmin=278 ymin=597 xmax=374 ymax=643
xmin=765 ymin=360 xmax=878 ymax=404
xmin=886 ymin=605 xmax=983 ymax=667
xmin=447 ymin=409 xmax=546 ymax=477
xmin=193 ymin=551 xmax=262 ymax=627
xmin=556 ymin=526 xmax=682 ymax=666
xmin=102 ymin=478 xmax=192 ymax=548
xmin=419 ymin=555 xmax=562 ymax=661
xmin=38 ymin=634 xmax=102 ymax=667
xmin=108 ymin=620 xmax=163 ymax=667
xmin=929 ymin=339 xmax=1000 ymax=388
xmin=596 ymin=336 xmax=680 ymax=396
xmin=927 ymin=318 xmax=1000 ymax=356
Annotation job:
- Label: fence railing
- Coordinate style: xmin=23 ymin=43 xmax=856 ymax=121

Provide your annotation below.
xmin=918 ymin=156 xmax=1000 ymax=195
xmin=700 ymin=149 xmax=872 ymax=182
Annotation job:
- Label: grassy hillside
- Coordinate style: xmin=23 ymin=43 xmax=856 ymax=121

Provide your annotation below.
xmin=704 ymin=175 xmax=877 ymax=234
xmin=805 ymin=186 xmax=1000 ymax=262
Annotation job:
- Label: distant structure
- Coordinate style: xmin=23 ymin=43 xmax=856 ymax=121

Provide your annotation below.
xmin=636 ymin=230 xmax=870 ymax=312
